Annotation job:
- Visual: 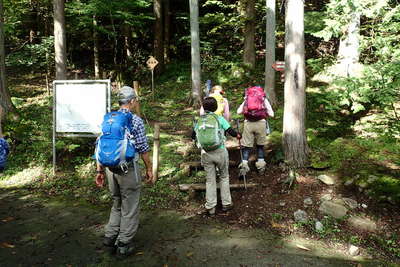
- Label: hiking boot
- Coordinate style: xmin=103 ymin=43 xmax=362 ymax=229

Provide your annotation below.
xmin=117 ymin=242 xmax=135 ymax=257
xmin=197 ymin=207 xmax=216 ymax=216
xmin=255 ymin=159 xmax=266 ymax=173
xmin=103 ymin=236 xmax=117 ymax=254
xmin=238 ymin=160 xmax=250 ymax=176
xmin=103 ymin=236 xmax=117 ymax=247
xmin=222 ymin=204 xmax=233 ymax=212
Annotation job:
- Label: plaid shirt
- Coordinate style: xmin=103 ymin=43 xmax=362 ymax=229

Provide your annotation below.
xmin=119 ymin=109 xmax=150 ymax=154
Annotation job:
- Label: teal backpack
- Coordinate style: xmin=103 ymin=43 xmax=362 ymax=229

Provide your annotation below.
xmin=195 ymin=112 xmax=224 ymax=151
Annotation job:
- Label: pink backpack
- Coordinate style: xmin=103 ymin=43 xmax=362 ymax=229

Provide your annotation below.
xmin=243 ymin=86 xmax=267 ymax=121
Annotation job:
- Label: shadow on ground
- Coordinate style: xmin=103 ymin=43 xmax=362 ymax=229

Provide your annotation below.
xmin=0 ymin=187 xmax=383 ymax=266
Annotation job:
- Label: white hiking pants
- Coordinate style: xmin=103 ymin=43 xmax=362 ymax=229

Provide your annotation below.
xmin=104 ymin=160 xmax=141 ymax=245
xmin=201 ymin=147 xmax=232 ymax=209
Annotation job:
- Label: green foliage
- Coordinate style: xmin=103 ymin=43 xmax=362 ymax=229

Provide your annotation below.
xmin=6 ymin=37 xmax=54 ymax=71
xmin=312 ymin=0 xmax=389 ymax=41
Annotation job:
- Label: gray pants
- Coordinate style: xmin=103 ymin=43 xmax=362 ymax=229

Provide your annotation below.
xmin=105 ymin=161 xmax=141 ymax=245
xmin=201 ymin=147 xmax=232 ymax=209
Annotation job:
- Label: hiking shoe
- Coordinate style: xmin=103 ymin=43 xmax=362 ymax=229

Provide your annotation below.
xmin=222 ymin=204 xmax=233 ymax=212
xmin=255 ymin=159 xmax=266 ymax=173
xmin=117 ymin=242 xmax=135 ymax=257
xmin=197 ymin=207 xmax=216 ymax=216
xmin=103 ymin=236 xmax=117 ymax=247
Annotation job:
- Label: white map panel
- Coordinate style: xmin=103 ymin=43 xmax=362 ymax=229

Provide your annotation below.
xmin=55 ymin=81 xmax=109 ymax=133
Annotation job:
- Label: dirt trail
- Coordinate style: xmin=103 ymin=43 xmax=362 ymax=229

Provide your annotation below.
xmin=0 ymin=187 xmax=382 ymax=266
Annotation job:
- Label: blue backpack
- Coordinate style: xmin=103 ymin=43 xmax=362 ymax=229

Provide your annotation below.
xmin=0 ymin=138 xmax=9 ymax=169
xmin=95 ymin=111 xmax=136 ymax=172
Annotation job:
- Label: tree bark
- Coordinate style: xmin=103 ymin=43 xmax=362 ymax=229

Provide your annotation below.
xmin=164 ymin=0 xmax=171 ymax=63
xmin=282 ymin=0 xmax=308 ymax=168
xmin=264 ymin=0 xmax=277 ymax=106
xmin=153 ymin=0 xmax=164 ymax=73
xmin=0 ymin=0 xmax=14 ymax=120
xmin=242 ymin=0 xmax=256 ymax=69
xmin=93 ymin=15 xmax=100 ymax=79
xmin=189 ymin=0 xmax=201 ymax=106
xmin=53 ymin=0 xmax=67 ymax=80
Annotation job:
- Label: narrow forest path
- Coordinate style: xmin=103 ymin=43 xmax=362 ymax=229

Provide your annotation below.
xmin=0 ymin=186 xmax=382 ymax=266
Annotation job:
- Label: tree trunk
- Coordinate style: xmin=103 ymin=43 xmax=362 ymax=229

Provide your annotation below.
xmin=242 ymin=0 xmax=256 ymax=69
xmin=0 ymin=0 xmax=14 ymax=120
xmin=282 ymin=0 xmax=308 ymax=168
xmin=264 ymin=0 xmax=277 ymax=107
xmin=123 ymin=23 xmax=132 ymax=60
xmin=337 ymin=11 xmax=360 ymax=78
xmin=153 ymin=0 xmax=164 ymax=73
xmin=164 ymin=0 xmax=171 ymax=63
xmin=93 ymin=15 xmax=100 ymax=79
xmin=53 ymin=0 xmax=67 ymax=80
xmin=189 ymin=0 xmax=201 ymax=106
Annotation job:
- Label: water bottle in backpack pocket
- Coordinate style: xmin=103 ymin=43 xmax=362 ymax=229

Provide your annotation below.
xmin=95 ymin=111 xmax=136 ymax=173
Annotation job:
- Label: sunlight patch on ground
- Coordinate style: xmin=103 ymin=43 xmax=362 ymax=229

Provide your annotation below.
xmin=283 ymin=235 xmax=359 ymax=261
xmin=0 ymin=167 xmax=45 ymax=188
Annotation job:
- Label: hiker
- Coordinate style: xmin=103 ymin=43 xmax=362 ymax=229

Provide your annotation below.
xmin=193 ymin=97 xmax=241 ymax=215
xmin=200 ymin=85 xmax=230 ymax=121
xmin=236 ymin=86 xmax=274 ymax=175
xmin=94 ymin=86 xmax=154 ymax=256
xmin=0 ymin=136 xmax=9 ymax=172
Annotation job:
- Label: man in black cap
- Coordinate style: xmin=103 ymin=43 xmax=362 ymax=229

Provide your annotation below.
xmin=95 ymin=86 xmax=154 ymax=256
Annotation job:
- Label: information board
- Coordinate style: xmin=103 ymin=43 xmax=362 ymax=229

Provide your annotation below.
xmin=54 ymin=80 xmax=110 ymax=134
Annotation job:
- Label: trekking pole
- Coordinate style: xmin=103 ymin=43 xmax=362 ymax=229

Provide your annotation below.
xmin=235 ymin=119 xmax=247 ymax=190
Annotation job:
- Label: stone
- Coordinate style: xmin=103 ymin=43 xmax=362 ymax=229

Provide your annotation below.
xmin=320 ymin=194 xmax=333 ymax=202
xmin=361 ymin=204 xmax=368 ymax=208
xmin=279 ymin=201 xmax=286 ymax=207
xmin=342 ymin=198 xmax=358 ymax=209
xmin=304 ymin=197 xmax=313 ymax=206
xmin=332 ymin=198 xmax=346 ymax=206
xmin=344 ymin=179 xmax=354 ymax=186
xmin=348 ymin=216 xmax=377 ymax=232
xmin=349 ymin=245 xmax=360 ymax=256
xmin=358 ymin=182 xmax=368 ymax=188
xmin=315 ymin=221 xmax=324 ymax=231
xmin=319 ymin=201 xmax=348 ymax=219
xmin=294 ymin=210 xmax=308 ymax=223
xmin=317 ymin=174 xmax=335 ymax=185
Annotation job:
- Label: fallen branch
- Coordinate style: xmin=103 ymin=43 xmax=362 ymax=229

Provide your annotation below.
xmin=179 ymin=183 xmax=259 ymax=191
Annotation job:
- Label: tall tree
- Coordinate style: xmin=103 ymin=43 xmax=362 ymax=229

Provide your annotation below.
xmin=93 ymin=15 xmax=100 ymax=79
xmin=264 ymin=0 xmax=277 ymax=106
xmin=0 ymin=0 xmax=14 ymax=131
xmin=241 ymin=0 xmax=256 ymax=69
xmin=336 ymin=10 xmax=360 ymax=77
xmin=282 ymin=0 xmax=308 ymax=168
xmin=153 ymin=0 xmax=164 ymax=73
xmin=53 ymin=0 xmax=67 ymax=80
xmin=189 ymin=0 xmax=201 ymax=105
xmin=164 ymin=0 xmax=171 ymax=63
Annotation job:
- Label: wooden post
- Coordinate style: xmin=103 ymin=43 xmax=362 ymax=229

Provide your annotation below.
xmin=152 ymin=123 xmax=160 ymax=181
xmin=133 ymin=81 xmax=141 ymax=116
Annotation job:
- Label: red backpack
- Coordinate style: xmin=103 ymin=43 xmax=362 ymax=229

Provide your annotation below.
xmin=243 ymin=86 xmax=268 ymax=121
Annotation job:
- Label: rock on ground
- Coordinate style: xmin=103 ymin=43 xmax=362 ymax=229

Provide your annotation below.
xmin=347 ymin=216 xmax=377 ymax=232
xmin=294 ymin=209 xmax=308 ymax=223
xmin=317 ymin=174 xmax=336 ymax=185
xmin=349 ymin=245 xmax=360 ymax=256
xmin=319 ymin=201 xmax=348 ymax=219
